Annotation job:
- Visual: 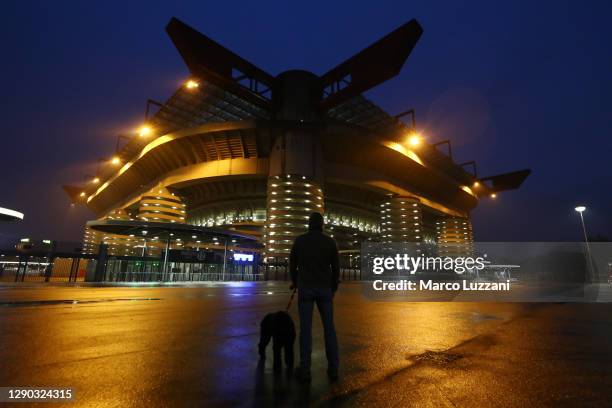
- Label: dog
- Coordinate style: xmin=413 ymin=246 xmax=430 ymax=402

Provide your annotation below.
xmin=258 ymin=310 xmax=296 ymax=372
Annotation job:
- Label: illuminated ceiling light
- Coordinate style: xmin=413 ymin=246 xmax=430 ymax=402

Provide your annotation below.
xmin=138 ymin=125 xmax=152 ymax=137
xmin=574 ymin=205 xmax=586 ymax=213
xmin=110 ymin=156 xmax=121 ymax=165
xmin=185 ymin=79 xmax=199 ymax=89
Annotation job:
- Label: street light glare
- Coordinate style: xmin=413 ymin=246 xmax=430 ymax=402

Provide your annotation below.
xmin=111 ymin=156 xmax=121 ymax=165
xmin=490 ymin=193 xmax=497 ymax=199
xmin=575 ymin=205 xmax=586 ymax=213
xmin=92 ymin=177 xmax=100 ymax=184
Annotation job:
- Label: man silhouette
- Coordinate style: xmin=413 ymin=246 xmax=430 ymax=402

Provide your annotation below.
xmin=290 ymin=212 xmax=340 ymax=382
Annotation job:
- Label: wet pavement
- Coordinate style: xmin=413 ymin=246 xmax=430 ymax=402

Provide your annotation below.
xmin=1 ymin=282 xmax=612 ymax=407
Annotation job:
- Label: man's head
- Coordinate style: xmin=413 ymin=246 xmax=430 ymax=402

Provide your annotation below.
xmin=308 ymin=212 xmax=324 ymax=231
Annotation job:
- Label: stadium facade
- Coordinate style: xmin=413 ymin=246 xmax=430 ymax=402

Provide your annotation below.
xmin=64 ymin=17 xmax=530 ymax=265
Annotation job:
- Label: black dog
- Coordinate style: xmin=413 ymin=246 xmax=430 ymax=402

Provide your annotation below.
xmin=258 ymin=311 xmax=296 ymax=372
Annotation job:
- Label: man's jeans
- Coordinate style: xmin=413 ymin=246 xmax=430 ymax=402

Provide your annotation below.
xmin=298 ymin=287 xmax=339 ymax=371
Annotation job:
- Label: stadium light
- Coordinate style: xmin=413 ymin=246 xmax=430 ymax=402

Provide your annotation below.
xmin=185 ymin=79 xmax=199 ymax=89
xmin=138 ymin=125 xmax=152 ymax=137
xmin=407 ymin=133 xmax=422 ymax=147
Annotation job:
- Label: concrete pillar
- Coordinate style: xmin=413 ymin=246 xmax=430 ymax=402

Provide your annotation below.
xmin=263 ymin=70 xmax=326 ymax=262
xmin=264 ymin=174 xmax=324 ymax=260
xmin=380 ymin=196 xmax=424 ymax=251
xmin=137 ymin=186 xmax=186 ymax=224
xmin=435 ymin=216 xmax=474 ymax=257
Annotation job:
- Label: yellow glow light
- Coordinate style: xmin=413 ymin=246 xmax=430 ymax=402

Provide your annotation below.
xmin=407 ymin=133 xmax=422 ymax=147
xmin=92 ymin=177 xmax=100 ymax=184
xmin=79 ymin=191 xmax=86 ymax=197
xmin=185 ymin=80 xmax=199 ymax=89
xmin=138 ymin=125 xmax=152 ymax=137
xmin=384 ymin=141 xmax=425 ymax=166
xmin=460 ymin=185 xmax=476 ymax=197
xmin=473 ymin=181 xmax=480 ymax=187
xmin=111 ymin=156 xmax=121 ymax=165
xmin=490 ymin=193 xmax=497 ymax=199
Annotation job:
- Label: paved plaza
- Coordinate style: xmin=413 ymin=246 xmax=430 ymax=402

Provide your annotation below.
xmin=1 ymin=282 xmax=612 ymax=407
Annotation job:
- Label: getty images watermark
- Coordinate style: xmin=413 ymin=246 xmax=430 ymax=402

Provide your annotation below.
xmin=371 ymin=252 xmax=510 ymax=291
xmin=360 ymin=242 xmax=612 ymax=302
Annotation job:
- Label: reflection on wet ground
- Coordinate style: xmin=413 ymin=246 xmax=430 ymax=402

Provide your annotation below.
xmin=0 ymin=298 xmax=161 ymax=308
xmin=1 ymin=282 xmax=611 ymax=406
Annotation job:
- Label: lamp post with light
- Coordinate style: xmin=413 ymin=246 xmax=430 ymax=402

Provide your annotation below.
xmin=575 ymin=205 xmax=595 ymax=281
xmin=575 ymin=206 xmax=589 ymax=245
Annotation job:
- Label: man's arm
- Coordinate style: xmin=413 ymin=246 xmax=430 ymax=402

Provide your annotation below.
xmin=290 ymin=239 xmax=298 ymax=288
xmin=331 ymin=240 xmax=340 ymax=293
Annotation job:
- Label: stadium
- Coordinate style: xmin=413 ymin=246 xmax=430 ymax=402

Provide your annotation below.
xmin=63 ymin=17 xmax=530 ymax=280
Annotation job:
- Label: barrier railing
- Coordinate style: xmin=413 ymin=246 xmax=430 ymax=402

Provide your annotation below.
xmin=0 ymin=254 xmax=92 ymax=283
xmin=0 ymin=251 xmax=361 ymax=283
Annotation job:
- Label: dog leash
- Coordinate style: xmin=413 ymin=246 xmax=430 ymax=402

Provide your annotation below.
xmin=286 ymin=288 xmax=297 ymax=311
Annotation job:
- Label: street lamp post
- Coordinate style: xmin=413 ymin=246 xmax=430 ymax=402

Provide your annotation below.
xmin=575 ymin=206 xmax=589 ymax=245
xmin=575 ymin=205 xmax=595 ymax=281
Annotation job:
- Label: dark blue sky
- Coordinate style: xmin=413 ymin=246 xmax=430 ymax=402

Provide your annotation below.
xmin=1 ymin=0 xmax=610 ymax=243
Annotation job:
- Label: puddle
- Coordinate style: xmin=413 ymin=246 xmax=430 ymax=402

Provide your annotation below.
xmin=0 ymin=298 xmax=161 ymax=308
xmin=411 ymin=350 xmax=463 ymax=364
xmin=469 ymin=312 xmax=503 ymax=322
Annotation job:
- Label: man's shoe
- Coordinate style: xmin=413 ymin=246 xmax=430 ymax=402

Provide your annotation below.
xmin=295 ymin=367 xmax=312 ymax=383
xmin=327 ymin=367 xmax=339 ymax=381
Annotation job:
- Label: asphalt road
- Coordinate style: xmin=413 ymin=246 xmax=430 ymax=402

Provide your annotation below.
xmin=1 ymin=282 xmax=611 ymax=407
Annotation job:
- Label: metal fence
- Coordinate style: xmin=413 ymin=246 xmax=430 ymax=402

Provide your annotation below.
xmin=0 ymin=252 xmax=361 ymax=283
xmin=255 ymin=264 xmax=361 ymax=282
xmin=105 ymin=259 xmax=265 ymax=282
xmin=340 ymin=268 xmax=361 ymax=281
xmin=0 ymin=255 xmax=91 ymax=283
